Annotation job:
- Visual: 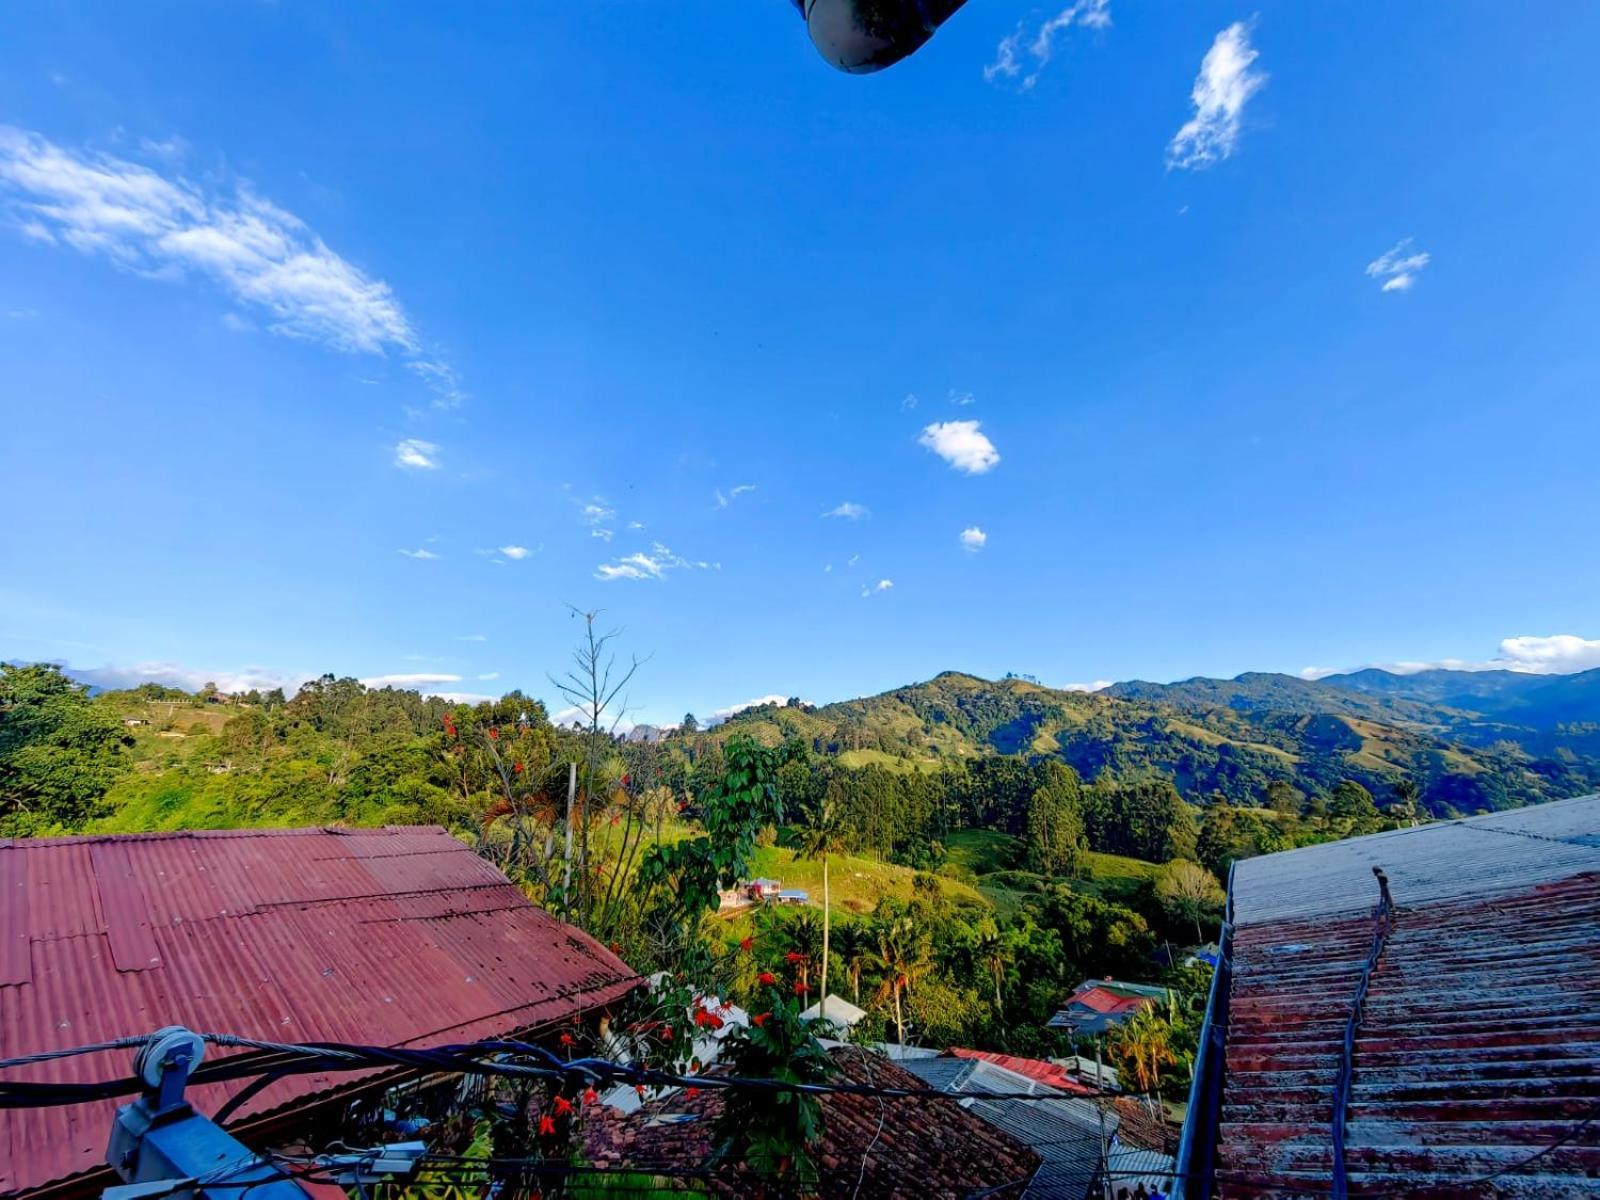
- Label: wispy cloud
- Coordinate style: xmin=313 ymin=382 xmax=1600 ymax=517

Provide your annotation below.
xmin=66 ymin=661 xmax=310 ymax=695
xmin=901 ymin=393 xmax=920 ymax=410
xmin=477 ymin=671 xmax=501 ymax=681
xmin=1301 ymin=633 xmax=1600 ymax=679
xmin=919 ymin=420 xmax=1000 ymax=474
xmin=0 ymin=125 xmax=461 ymax=402
xmin=4 ymin=306 xmax=38 ymax=319
xmin=398 ymin=547 xmax=440 ymax=560
xmin=499 ymin=544 xmax=531 ymax=560
xmin=714 ymin=484 xmax=757 ymax=509
xmin=711 ymin=694 xmax=792 ymax=722
xmin=823 ymin=501 xmax=870 ymax=520
xmin=596 ymin=542 xmax=717 ymax=582
xmin=1062 ymin=680 xmax=1113 ymax=693
xmin=949 ymin=390 xmax=976 ymax=407
xmin=861 ymin=579 xmax=895 ymax=597
xmin=959 ymin=526 xmax=988 ymax=552
xmin=455 ymin=634 xmax=488 ymax=643
xmin=1366 ymin=238 xmax=1430 ymax=293
xmin=394 ymin=438 xmax=439 ymax=470
xmin=1166 ymin=22 xmax=1267 ymax=170
xmin=985 ymin=0 xmax=1111 ymax=90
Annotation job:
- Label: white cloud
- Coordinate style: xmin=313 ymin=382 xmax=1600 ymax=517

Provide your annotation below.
xmin=627 ymin=520 xmax=645 ymax=530
xmin=1167 ymin=22 xmax=1267 ymax=170
xmin=499 ymin=544 xmax=531 ymax=560
xmin=985 ymin=0 xmax=1111 ymax=89
xmin=66 ymin=661 xmax=312 ymax=695
xmin=712 ymin=694 xmax=791 ymax=721
xmin=959 ymin=526 xmax=988 ymax=551
xmin=394 ymin=438 xmax=439 ymax=470
xmin=596 ymin=542 xmax=716 ymax=582
xmin=861 ymin=579 xmax=895 ymax=597
xmin=715 ymin=483 xmax=757 ymax=509
xmin=1366 ymin=238 xmax=1430 ymax=293
xmin=919 ymin=420 xmax=1000 ymax=474
xmin=1062 ymin=680 xmax=1113 ymax=692
xmin=360 ymin=672 xmax=462 ymax=689
xmin=847 ymin=554 xmax=860 ymax=567
xmin=581 ymin=501 xmax=614 ymax=525
xmin=455 ymin=634 xmax=488 ymax=642
xmin=138 ymin=135 xmax=189 ymax=165
xmin=949 ymin=390 xmax=976 ymax=406
xmin=901 ymin=393 xmax=920 ymax=410
xmin=397 ymin=547 xmax=440 ymax=560
xmin=1303 ymin=634 xmax=1600 ymax=679
xmin=0 ymin=125 xmax=460 ymax=401
xmin=823 ymin=501 xmax=870 ymax=520
xmin=477 ymin=671 xmax=501 ymax=681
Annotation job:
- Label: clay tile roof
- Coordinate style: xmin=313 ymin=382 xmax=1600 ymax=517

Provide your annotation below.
xmin=585 ymin=1046 xmax=1042 ymax=1198
xmin=1208 ymin=794 xmax=1600 ymax=1196
xmin=0 ymin=825 xmax=640 ymax=1197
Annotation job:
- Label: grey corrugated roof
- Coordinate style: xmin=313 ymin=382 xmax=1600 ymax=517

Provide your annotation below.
xmin=1230 ymin=792 xmax=1600 ymax=925
xmin=899 ymin=1055 xmax=1115 ymax=1200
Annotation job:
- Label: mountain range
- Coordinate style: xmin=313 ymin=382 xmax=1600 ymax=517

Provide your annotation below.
xmin=704 ymin=666 xmax=1600 ymax=816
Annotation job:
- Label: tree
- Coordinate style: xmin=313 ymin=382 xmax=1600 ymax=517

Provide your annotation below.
xmin=1155 ymin=859 xmax=1225 ymax=944
xmin=1390 ymin=777 xmax=1422 ymax=825
xmin=1025 ymin=762 xmax=1084 ymax=875
xmin=680 ymin=712 xmax=699 ymax=734
xmin=1107 ymin=1001 xmax=1179 ymax=1093
xmin=795 ymin=787 xmax=849 ymax=1024
xmin=1264 ymin=779 xmax=1303 ymax=815
xmin=1 ymin=663 xmax=130 ymax=831
xmin=550 ymin=608 xmax=644 ymax=928
xmin=1329 ymin=779 xmax=1384 ymax=837
xmin=975 ymin=918 xmax=1007 ymax=1011
xmin=869 ymin=917 xmax=932 ymax=1046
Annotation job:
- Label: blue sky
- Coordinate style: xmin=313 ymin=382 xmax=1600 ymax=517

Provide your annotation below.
xmin=3 ymin=2 xmax=1599 ymax=723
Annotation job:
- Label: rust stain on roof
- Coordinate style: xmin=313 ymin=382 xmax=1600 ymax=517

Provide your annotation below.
xmin=1212 ymin=795 xmax=1600 ymax=1197
xmin=0 ymin=825 xmax=640 ymax=1198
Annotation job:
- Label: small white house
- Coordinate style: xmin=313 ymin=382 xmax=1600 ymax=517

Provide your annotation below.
xmin=798 ymin=994 xmax=867 ymax=1031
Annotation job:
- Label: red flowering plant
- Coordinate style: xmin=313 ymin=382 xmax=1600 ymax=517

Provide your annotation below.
xmin=713 ymin=971 xmax=837 ymax=1190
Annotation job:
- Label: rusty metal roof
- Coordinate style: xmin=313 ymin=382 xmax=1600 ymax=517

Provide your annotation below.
xmin=0 ymin=825 xmax=640 ymax=1197
xmin=1211 ymin=793 xmax=1600 ymax=1197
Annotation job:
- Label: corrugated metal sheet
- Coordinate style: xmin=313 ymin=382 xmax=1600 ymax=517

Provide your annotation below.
xmin=1213 ymin=794 xmax=1600 ymax=1197
xmin=900 ymin=1054 xmax=1115 ymax=1200
xmin=0 ymin=825 xmax=640 ymax=1198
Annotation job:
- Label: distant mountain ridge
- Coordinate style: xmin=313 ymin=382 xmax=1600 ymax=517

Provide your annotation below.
xmin=707 ymin=667 xmax=1600 ymax=817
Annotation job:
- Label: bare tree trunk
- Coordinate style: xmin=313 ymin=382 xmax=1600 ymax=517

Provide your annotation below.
xmin=563 ymin=761 xmax=575 ymax=922
xmin=819 ymin=854 xmax=831 ymax=1024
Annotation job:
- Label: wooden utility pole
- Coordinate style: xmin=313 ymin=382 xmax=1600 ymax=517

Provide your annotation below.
xmin=563 ymin=761 xmax=576 ymax=922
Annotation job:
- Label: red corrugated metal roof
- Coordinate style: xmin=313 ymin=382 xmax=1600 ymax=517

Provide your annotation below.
xmin=1213 ymin=796 xmax=1600 ymax=1197
xmin=947 ymin=1047 xmax=1097 ymax=1095
xmin=0 ymin=825 xmax=641 ymax=1198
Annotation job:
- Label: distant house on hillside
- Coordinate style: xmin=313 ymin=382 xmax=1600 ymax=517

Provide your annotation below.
xmin=1046 ymin=979 xmax=1169 ymax=1037
xmin=0 ymin=825 xmax=640 ymax=1199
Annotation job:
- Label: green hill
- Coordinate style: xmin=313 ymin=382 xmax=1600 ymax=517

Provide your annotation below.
xmin=701 ymin=669 xmax=1600 ymax=816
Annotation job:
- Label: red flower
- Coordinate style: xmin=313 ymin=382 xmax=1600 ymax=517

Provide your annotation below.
xmin=752 ymin=1012 xmax=771 ymax=1027
xmin=739 ymin=936 xmax=753 ymax=953
xmin=583 ymin=1087 xmax=599 ymax=1106
xmin=553 ymin=1095 xmax=573 ymax=1116
xmin=758 ymin=972 xmax=777 ymax=986
xmin=488 ymin=726 xmax=499 ymax=740
xmin=660 ymin=1026 xmax=673 ymax=1041
xmin=693 ymin=1009 xmax=724 ymax=1030
xmin=621 ymin=773 xmax=631 ymax=787
xmin=512 ymin=761 xmax=524 ymax=774
xmin=677 ymin=801 xmax=687 ymax=812
xmin=537 ymin=1115 xmax=556 ymax=1136
xmin=784 ymin=951 xmax=805 ymax=964
xmin=609 ymin=941 xmax=622 ymax=954
xmin=687 ymin=1086 xmax=700 ymax=1097
xmin=559 ymin=1033 xmax=575 ymax=1047
xmin=793 ymin=981 xmax=807 ymax=997
xmin=635 ymin=1084 xmax=648 ymax=1098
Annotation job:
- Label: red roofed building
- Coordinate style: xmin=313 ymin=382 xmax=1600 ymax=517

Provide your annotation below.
xmin=0 ymin=825 xmax=641 ymax=1199
xmin=1046 ymin=979 xmax=1169 ymax=1037
xmin=948 ymin=1047 xmax=1097 ymax=1095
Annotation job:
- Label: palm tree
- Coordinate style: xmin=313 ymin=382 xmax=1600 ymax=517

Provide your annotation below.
xmin=869 ymin=918 xmax=932 ymax=1046
xmin=832 ymin=921 xmax=870 ymax=1005
xmin=1107 ymin=1003 xmax=1178 ymax=1094
xmin=976 ymin=918 xmax=1006 ymax=1013
xmin=795 ymin=791 xmax=849 ymax=1024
